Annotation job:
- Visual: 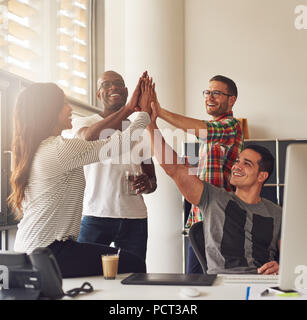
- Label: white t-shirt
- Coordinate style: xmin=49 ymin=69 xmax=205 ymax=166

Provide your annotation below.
xmin=72 ymin=114 xmax=147 ymax=219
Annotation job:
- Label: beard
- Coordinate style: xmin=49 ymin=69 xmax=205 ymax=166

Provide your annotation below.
xmin=206 ymin=100 xmax=229 ymax=118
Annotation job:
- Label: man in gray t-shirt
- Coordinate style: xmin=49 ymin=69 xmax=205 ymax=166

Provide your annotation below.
xmin=147 ymin=110 xmax=282 ymax=275
xmin=198 ymin=182 xmax=281 ymax=274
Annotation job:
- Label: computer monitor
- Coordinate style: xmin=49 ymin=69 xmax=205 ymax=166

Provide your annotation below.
xmin=279 ymin=143 xmax=307 ymax=290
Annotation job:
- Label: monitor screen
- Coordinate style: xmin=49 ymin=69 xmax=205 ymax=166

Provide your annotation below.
xmin=279 ymin=143 xmax=307 ymax=290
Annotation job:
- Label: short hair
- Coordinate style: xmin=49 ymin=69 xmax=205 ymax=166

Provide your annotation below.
xmin=97 ymin=70 xmax=124 ymax=90
xmin=244 ymin=144 xmax=275 ymax=182
xmin=210 ymin=75 xmax=238 ymax=98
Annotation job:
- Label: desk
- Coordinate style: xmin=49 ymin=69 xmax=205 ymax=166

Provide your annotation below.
xmin=59 ymin=278 xmax=307 ymax=319
xmin=62 ymin=274 xmax=267 ymax=300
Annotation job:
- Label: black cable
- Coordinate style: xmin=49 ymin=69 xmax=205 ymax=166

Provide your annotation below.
xmin=64 ymin=281 xmax=94 ymax=298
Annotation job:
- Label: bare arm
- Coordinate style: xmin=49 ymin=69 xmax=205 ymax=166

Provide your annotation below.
xmin=77 ymin=106 xmax=132 ymax=141
xmin=77 ymin=75 xmax=145 ymax=141
xmin=129 ymin=75 xmax=157 ymax=195
xmin=152 ymin=98 xmax=207 ymax=139
xmin=146 ymin=120 xmax=203 ymax=205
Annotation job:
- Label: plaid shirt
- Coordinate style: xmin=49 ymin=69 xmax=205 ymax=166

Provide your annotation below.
xmin=186 ymin=111 xmax=244 ymax=228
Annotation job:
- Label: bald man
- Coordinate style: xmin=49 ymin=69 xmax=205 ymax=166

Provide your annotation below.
xmin=71 ymin=71 xmax=157 ymax=267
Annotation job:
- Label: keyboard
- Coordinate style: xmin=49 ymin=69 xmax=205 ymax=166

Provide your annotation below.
xmin=218 ymin=274 xmax=279 ymax=284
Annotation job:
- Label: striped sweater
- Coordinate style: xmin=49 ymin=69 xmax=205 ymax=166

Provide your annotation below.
xmin=14 ymin=112 xmax=150 ymax=254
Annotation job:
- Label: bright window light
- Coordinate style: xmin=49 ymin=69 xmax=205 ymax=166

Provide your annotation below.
xmin=7 ymin=12 xmax=29 ymax=27
xmin=7 ymin=56 xmax=30 ymax=70
xmin=1 ymin=0 xmax=91 ymax=104
xmin=7 ymin=35 xmax=29 ymax=48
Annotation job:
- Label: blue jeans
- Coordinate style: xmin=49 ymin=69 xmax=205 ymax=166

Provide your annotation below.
xmin=187 ymin=240 xmax=203 ymax=274
xmin=78 ymin=216 xmax=148 ymax=263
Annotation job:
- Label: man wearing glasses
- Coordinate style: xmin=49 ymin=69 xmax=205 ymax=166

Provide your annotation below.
xmin=152 ymin=75 xmax=244 ymax=273
xmin=72 ymin=71 xmax=157 ymax=268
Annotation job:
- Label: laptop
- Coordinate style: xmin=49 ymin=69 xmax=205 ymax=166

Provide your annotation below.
xmin=220 ymin=144 xmax=307 ymax=289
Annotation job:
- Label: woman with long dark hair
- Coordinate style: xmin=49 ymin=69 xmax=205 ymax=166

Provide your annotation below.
xmin=8 ymin=79 xmax=152 ymax=277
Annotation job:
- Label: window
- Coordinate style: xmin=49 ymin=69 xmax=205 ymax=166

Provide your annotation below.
xmin=0 ymin=0 xmax=94 ymax=104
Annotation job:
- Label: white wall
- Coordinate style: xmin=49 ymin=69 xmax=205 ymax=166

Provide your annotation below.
xmin=104 ymin=0 xmax=126 ymax=75
xmin=105 ymin=0 xmax=307 ymax=142
xmin=185 ymin=0 xmax=307 ymax=139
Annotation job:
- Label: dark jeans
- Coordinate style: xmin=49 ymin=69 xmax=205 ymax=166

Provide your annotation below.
xmin=187 ymin=240 xmax=203 ymax=274
xmin=78 ymin=216 xmax=148 ymax=262
xmin=48 ymin=239 xmax=146 ymax=278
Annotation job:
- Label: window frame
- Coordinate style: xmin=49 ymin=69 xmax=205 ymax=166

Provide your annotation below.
xmin=0 ymin=0 xmax=102 ymax=105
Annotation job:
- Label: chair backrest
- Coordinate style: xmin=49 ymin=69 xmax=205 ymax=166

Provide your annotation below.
xmin=188 ymin=221 xmax=207 ymax=274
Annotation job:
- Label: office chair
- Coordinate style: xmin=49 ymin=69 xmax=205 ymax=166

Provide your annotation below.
xmin=188 ymin=221 xmax=208 ymax=274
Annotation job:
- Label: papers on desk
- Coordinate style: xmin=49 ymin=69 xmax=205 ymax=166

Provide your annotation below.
xmin=246 ymin=285 xmax=307 ymax=300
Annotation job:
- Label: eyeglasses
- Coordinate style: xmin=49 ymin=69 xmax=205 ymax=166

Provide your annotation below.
xmin=99 ymin=79 xmax=125 ymax=90
xmin=203 ymin=90 xmax=232 ymax=98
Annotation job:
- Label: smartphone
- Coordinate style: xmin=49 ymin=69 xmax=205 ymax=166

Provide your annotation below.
xmin=269 ymin=286 xmax=298 ymax=294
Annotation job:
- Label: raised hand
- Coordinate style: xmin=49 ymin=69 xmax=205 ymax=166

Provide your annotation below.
xmin=138 ymin=75 xmax=154 ymax=115
xmin=150 ymin=84 xmax=162 ymax=123
xmin=126 ymin=71 xmax=148 ymax=112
